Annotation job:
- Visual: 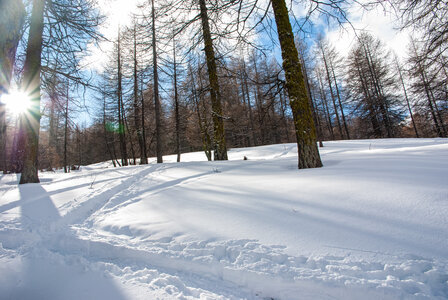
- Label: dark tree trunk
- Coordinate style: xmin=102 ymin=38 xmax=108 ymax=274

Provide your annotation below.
xmin=301 ymin=58 xmax=323 ymax=147
xmin=133 ymin=24 xmax=147 ymax=164
xmin=173 ymin=39 xmax=181 ymax=162
xmin=198 ymin=0 xmax=228 ymax=160
xmin=242 ymin=61 xmax=257 ymax=146
xmin=117 ymin=30 xmax=128 ymax=166
xmin=318 ymin=72 xmax=334 ymax=140
xmin=151 ymin=0 xmax=163 ymax=163
xmin=103 ymin=95 xmax=117 ymax=167
xmin=140 ymin=77 xmax=148 ymax=163
xmin=64 ymin=92 xmax=69 ymax=173
xmin=396 ymin=59 xmax=419 ymax=138
xmin=417 ymin=63 xmax=445 ymax=137
xmin=321 ymin=51 xmax=343 ymax=139
xmin=364 ymin=46 xmax=393 ymax=138
xmin=0 ymin=0 xmax=25 ymax=174
xmin=330 ymin=62 xmax=350 ymax=139
xmin=20 ymin=0 xmax=46 ymax=184
xmin=356 ymin=62 xmax=382 ymax=138
xmin=193 ymin=65 xmax=212 ymax=161
xmin=271 ymin=0 xmax=322 ymax=169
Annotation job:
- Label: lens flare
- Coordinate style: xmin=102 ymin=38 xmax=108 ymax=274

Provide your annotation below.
xmin=1 ymin=90 xmax=32 ymax=116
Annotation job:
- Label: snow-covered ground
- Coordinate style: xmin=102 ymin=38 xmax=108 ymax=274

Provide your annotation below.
xmin=0 ymin=138 xmax=447 ymax=299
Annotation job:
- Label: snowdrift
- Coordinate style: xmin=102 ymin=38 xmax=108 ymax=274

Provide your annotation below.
xmin=1 ymin=138 xmax=447 ymax=299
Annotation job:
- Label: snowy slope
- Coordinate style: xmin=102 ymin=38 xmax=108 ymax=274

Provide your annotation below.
xmin=0 ymin=138 xmax=447 ymax=299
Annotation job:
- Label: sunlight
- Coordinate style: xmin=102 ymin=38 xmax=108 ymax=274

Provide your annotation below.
xmin=1 ymin=90 xmax=32 ymax=116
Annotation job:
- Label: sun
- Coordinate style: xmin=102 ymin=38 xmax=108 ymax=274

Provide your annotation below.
xmin=1 ymin=90 xmax=32 ymax=116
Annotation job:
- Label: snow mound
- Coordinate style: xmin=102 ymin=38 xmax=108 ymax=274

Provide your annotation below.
xmin=1 ymin=138 xmax=447 ymax=299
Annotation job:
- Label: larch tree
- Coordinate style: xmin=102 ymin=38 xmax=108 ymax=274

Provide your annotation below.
xmin=270 ymin=0 xmax=322 ymax=169
xmin=19 ymin=0 xmax=46 ymax=184
xmin=0 ymin=0 xmax=25 ymax=174
xmin=198 ymin=0 xmax=228 ymax=160
xmin=150 ymin=0 xmax=163 ymax=163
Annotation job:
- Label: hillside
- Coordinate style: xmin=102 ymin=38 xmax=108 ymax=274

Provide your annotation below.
xmin=1 ymin=138 xmax=447 ymax=299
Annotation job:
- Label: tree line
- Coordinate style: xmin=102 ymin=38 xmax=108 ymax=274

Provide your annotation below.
xmin=0 ymin=0 xmax=446 ymax=183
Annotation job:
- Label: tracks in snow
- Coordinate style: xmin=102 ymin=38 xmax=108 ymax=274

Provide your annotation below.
xmin=1 ymin=163 xmax=447 ymax=299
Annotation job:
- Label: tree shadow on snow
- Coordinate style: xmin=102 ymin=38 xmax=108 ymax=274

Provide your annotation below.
xmin=2 ymin=184 xmax=127 ymax=300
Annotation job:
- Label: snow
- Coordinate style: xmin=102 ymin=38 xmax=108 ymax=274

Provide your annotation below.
xmin=1 ymin=138 xmax=447 ymax=299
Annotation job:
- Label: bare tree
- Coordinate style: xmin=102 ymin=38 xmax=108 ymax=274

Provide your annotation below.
xmin=0 ymin=0 xmax=25 ymax=174
xmin=270 ymin=0 xmax=322 ymax=169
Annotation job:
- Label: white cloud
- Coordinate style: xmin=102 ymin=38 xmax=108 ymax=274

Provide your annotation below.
xmin=325 ymin=4 xmax=412 ymax=59
xmin=81 ymin=0 xmax=143 ymax=72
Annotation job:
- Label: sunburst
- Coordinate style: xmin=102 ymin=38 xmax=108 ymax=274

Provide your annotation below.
xmin=1 ymin=90 xmax=32 ymax=116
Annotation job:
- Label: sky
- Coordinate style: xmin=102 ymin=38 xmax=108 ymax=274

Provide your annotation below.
xmin=324 ymin=3 xmax=411 ymax=60
xmin=84 ymin=0 xmax=410 ymax=73
xmin=75 ymin=0 xmax=411 ymax=125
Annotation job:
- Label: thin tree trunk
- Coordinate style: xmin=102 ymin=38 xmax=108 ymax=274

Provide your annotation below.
xmin=318 ymin=72 xmax=334 ymax=140
xmin=123 ymin=111 xmax=136 ymax=165
xmin=117 ymin=30 xmax=128 ymax=166
xmin=364 ymin=46 xmax=393 ymax=138
xmin=151 ymin=0 xmax=163 ymax=163
xmin=140 ymin=76 xmax=148 ymax=163
xmin=133 ymin=24 xmax=146 ymax=165
xmin=252 ymin=56 xmax=266 ymax=145
xmin=198 ymin=0 xmax=227 ymax=160
xmin=420 ymin=66 xmax=444 ymax=137
xmin=321 ymin=51 xmax=343 ymax=139
xmin=396 ymin=59 xmax=419 ymax=137
xmin=309 ymin=87 xmax=324 ymax=147
xmin=76 ymin=125 xmax=81 ymax=168
xmin=427 ymin=79 xmax=447 ymax=137
xmin=48 ymin=86 xmax=57 ymax=170
xmin=239 ymin=66 xmax=252 ymax=147
xmin=64 ymin=90 xmax=69 ymax=173
xmin=271 ymin=0 xmax=322 ymax=169
xmin=280 ymin=88 xmax=292 ymax=142
xmin=20 ymin=0 xmax=46 ymax=184
xmin=103 ymin=95 xmax=117 ymax=167
xmin=173 ymin=39 xmax=181 ymax=162
xmin=330 ymin=62 xmax=350 ymax=139
xmin=301 ymin=59 xmax=323 ymax=147
xmin=242 ymin=61 xmax=257 ymax=146
xmin=356 ymin=62 xmax=382 ymax=138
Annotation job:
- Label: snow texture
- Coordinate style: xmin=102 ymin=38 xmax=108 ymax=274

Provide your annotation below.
xmin=0 ymin=138 xmax=447 ymax=299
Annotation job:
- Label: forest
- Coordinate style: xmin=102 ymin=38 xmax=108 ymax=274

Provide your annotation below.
xmin=1 ymin=1 xmax=448 ymax=298
xmin=0 ymin=0 xmax=447 ymax=183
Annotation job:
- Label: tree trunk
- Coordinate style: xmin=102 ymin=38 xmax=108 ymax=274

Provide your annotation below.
xmin=117 ymin=30 xmax=128 ymax=166
xmin=318 ymin=71 xmax=334 ymax=140
xmin=396 ymin=59 xmax=419 ymax=138
xmin=356 ymin=62 xmax=382 ymax=138
xmin=133 ymin=24 xmax=147 ymax=165
xmin=330 ymin=62 xmax=350 ymax=139
xmin=321 ymin=50 xmax=343 ymax=139
xmin=151 ymin=0 xmax=163 ymax=163
xmin=173 ymin=39 xmax=181 ymax=162
xmin=271 ymin=0 xmax=322 ymax=169
xmin=0 ymin=0 xmax=25 ymax=174
xmin=301 ymin=58 xmax=323 ymax=147
xmin=140 ymin=76 xmax=148 ymax=163
xmin=198 ymin=0 xmax=228 ymax=160
xmin=193 ymin=64 xmax=212 ymax=161
xmin=242 ymin=61 xmax=257 ymax=146
xmin=20 ymin=0 xmax=46 ymax=184
xmin=64 ymin=93 xmax=69 ymax=173
xmin=364 ymin=46 xmax=393 ymax=138
xmin=103 ymin=95 xmax=117 ymax=167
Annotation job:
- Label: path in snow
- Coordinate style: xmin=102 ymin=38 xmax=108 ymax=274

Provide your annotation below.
xmin=0 ymin=138 xmax=447 ymax=299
